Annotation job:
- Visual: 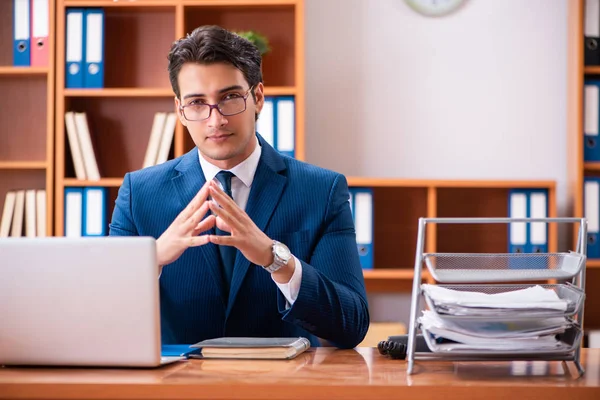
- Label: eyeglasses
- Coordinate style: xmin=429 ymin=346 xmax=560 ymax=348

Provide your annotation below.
xmin=179 ymin=86 xmax=255 ymax=121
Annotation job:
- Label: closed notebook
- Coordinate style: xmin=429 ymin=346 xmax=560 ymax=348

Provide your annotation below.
xmin=191 ymin=337 xmax=310 ymax=360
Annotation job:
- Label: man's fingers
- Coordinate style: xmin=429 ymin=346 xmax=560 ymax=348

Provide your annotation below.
xmin=185 ymin=201 xmax=210 ymax=230
xmin=192 ymin=214 xmax=215 ymax=236
xmin=209 ymin=183 xmax=237 ymax=210
xmin=208 ymin=200 xmax=238 ymax=230
xmin=179 ymin=182 xmax=210 ymax=222
xmin=215 ymin=216 xmax=231 ymax=233
xmin=209 ymin=234 xmax=236 ymax=247
xmin=187 ymin=235 xmax=210 ymax=247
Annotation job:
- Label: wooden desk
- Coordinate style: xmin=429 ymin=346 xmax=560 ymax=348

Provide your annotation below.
xmin=1 ymin=348 xmax=599 ymax=400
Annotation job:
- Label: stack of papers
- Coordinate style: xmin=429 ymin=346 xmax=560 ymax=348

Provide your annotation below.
xmin=419 ymin=310 xmax=571 ymax=352
xmin=422 ymin=284 xmax=571 ymax=317
xmin=419 ymin=285 xmax=575 ymax=353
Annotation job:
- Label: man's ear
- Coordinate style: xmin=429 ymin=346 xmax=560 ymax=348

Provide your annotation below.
xmin=253 ymin=82 xmax=265 ymax=114
xmin=174 ymin=96 xmax=187 ymax=127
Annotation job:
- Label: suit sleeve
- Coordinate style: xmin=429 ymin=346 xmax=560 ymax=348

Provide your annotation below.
xmin=109 ymin=173 xmax=139 ymax=236
xmin=279 ymin=174 xmax=370 ymax=349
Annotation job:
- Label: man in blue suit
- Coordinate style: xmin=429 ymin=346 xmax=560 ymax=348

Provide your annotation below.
xmin=109 ymin=25 xmax=369 ymax=349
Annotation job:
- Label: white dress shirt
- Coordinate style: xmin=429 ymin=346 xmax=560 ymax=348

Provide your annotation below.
xmin=198 ymin=138 xmax=302 ymax=307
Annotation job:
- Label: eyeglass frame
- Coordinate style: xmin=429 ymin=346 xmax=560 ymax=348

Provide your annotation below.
xmin=178 ymin=85 xmax=256 ymax=122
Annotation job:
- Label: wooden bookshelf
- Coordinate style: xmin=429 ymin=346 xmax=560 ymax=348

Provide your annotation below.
xmin=0 ymin=0 xmax=55 ymax=236
xmin=0 ymin=161 xmax=48 ymax=170
xmin=349 ymin=179 xmax=558 ymax=292
xmin=62 ymin=178 xmax=124 ymax=188
xmin=0 ymin=66 xmax=50 ymax=75
xmin=568 ymin=0 xmax=600 ymax=330
xmin=63 ymin=88 xmax=174 ymax=97
xmin=54 ymin=0 xmax=306 ymax=236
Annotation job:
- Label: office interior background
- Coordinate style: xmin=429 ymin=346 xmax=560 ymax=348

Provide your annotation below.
xmin=305 ymin=0 xmax=569 ymax=324
xmin=3 ymin=0 xmax=598 ymax=339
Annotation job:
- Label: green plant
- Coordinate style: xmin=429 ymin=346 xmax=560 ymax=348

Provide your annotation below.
xmin=235 ymin=30 xmax=271 ymax=55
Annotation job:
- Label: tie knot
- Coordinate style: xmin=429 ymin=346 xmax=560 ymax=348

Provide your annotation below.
xmin=215 ymin=171 xmax=235 ymax=196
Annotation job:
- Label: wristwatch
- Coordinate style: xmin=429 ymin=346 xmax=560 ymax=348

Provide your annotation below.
xmin=263 ymin=241 xmax=292 ymax=273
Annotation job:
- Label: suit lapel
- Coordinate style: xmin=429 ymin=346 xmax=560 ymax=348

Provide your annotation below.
xmin=226 ymin=137 xmax=287 ymax=317
xmin=171 ymin=149 xmax=226 ymax=307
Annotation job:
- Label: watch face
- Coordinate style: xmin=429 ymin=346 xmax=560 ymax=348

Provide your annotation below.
xmin=275 ymin=243 xmax=291 ymax=260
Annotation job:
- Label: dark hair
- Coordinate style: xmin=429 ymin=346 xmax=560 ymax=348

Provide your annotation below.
xmin=167 ymin=25 xmax=263 ymax=100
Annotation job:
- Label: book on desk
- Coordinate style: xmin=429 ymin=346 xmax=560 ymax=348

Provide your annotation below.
xmin=188 ymin=337 xmax=310 ymax=360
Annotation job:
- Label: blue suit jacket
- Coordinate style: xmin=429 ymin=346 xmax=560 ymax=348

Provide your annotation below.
xmin=109 ymin=134 xmax=369 ymax=348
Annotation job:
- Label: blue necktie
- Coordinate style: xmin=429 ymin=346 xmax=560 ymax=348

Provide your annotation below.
xmin=214 ymin=171 xmax=236 ymax=294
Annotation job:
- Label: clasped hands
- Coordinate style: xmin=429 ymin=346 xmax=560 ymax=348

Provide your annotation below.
xmin=156 ymin=179 xmax=275 ymax=270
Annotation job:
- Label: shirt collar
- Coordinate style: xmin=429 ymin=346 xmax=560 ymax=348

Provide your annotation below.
xmin=198 ymin=136 xmax=262 ymax=188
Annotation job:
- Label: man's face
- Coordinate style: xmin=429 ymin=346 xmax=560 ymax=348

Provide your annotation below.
xmin=175 ymin=62 xmax=264 ymax=169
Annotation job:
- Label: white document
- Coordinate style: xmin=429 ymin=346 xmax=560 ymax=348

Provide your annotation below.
xmin=421 ymin=284 xmax=568 ymax=311
xmin=419 ymin=310 xmax=570 ymax=352
xmin=420 ymin=310 xmax=570 ymax=339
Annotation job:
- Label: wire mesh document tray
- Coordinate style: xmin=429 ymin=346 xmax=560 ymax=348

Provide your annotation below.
xmin=423 ymin=253 xmax=585 ymax=283
xmin=406 ymin=217 xmax=588 ymax=378
xmin=423 ymin=283 xmax=585 ymax=321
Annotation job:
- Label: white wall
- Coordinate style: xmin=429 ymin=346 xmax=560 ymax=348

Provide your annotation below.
xmin=304 ymin=0 xmax=569 ymax=323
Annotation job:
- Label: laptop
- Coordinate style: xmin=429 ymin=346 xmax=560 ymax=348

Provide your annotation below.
xmin=0 ymin=236 xmax=183 ymax=367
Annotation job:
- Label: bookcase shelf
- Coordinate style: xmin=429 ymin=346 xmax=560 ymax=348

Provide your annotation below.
xmin=55 ymin=0 xmax=306 ymax=236
xmin=64 ymin=0 xmax=178 ymax=6
xmin=64 ymin=88 xmax=175 ymax=97
xmin=63 ymin=97 xmax=176 ymax=178
xmin=347 ymin=177 xmax=556 ymax=188
xmin=183 ymin=1 xmax=299 ymax=8
xmin=0 ymin=77 xmax=49 ymax=163
xmin=348 ymin=179 xmax=558 ymax=292
xmin=263 ymin=86 xmax=297 ymax=96
xmin=568 ymin=0 xmax=600 ymax=329
xmin=63 ymin=178 xmax=124 ymax=188
xmin=363 ymin=269 xmax=424 ymax=293
xmin=0 ymin=162 xmax=48 ymax=170
xmin=0 ymin=67 xmax=49 ymax=75
xmin=584 ymin=66 xmax=600 ymax=74
xmin=584 ymin=162 xmax=600 ymax=171
xmin=0 ymin=0 xmax=55 ymax=236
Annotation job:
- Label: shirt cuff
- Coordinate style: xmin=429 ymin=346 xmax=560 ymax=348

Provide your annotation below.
xmin=273 ymin=255 xmax=302 ymax=309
